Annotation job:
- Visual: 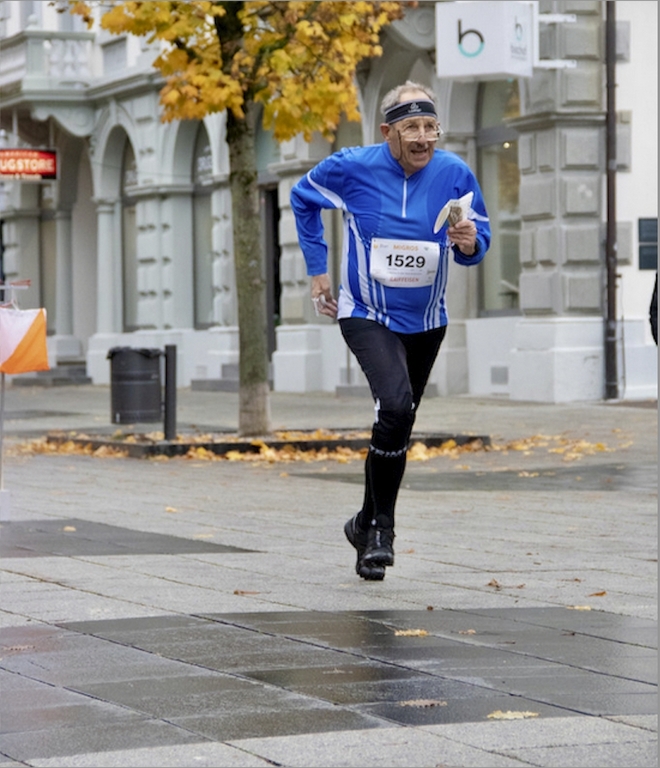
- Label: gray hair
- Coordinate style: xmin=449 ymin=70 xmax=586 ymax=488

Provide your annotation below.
xmin=380 ymin=81 xmax=436 ymax=118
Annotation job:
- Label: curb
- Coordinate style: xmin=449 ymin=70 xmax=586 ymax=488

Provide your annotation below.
xmin=45 ymin=430 xmax=491 ymax=459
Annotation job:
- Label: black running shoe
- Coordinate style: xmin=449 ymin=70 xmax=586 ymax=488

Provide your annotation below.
xmin=344 ymin=515 xmax=385 ymax=581
xmin=362 ymin=524 xmax=395 ymax=567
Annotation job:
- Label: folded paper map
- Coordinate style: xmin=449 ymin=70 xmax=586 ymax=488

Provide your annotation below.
xmin=433 ymin=191 xmax=474 ymax=234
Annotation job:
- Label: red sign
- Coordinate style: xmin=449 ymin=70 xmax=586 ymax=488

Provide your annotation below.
xmin=0 ymin=149 xmax=58 ymax=181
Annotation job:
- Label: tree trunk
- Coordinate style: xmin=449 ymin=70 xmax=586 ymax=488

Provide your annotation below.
xmin=227 ymin=102 xmax=271 ymax=437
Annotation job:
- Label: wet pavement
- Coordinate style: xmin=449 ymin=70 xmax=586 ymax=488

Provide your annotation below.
xmin=0 ymin=384 xmax=657 ymax=767
xmin=1 ymin=607 xmax=655 ymax=762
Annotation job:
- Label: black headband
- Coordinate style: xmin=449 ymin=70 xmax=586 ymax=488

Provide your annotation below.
xmin=384 ymin=99 xmax=437 ymax=124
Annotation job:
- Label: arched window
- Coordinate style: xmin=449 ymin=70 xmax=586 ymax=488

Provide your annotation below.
xmin=192 ymin=124 xmax=214 ymax=329
xmin=476 ymin=79 xmax=521 ymax=314
xmin=121 ymin=140 xmax=138 ymax=331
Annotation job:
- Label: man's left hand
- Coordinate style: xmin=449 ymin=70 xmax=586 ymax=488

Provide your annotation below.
xmin=448 ymin=219 xmax=478 ymax=256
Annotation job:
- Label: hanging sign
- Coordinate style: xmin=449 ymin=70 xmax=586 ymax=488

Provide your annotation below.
xmin=435 ymin=1 xmax=534 ymax=80
xmin=0 ymin=149 xmax=58 ymax=181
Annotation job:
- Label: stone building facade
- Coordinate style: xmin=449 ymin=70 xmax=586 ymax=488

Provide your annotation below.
xmin=0 ymin=1 xmax=656 ymax=401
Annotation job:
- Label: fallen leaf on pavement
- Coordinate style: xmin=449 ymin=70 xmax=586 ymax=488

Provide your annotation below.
xmin=399 ymin=699 xmax=447 ymax=708
xmin=487 ymin=710 xmax=539 ymax=720
xmin=1 ymin=644 xmax=36 ymax=653
xmin=566 ymin=605 xmax=592 ymax=611
xmin=588 ymin=591 xmax=607 ymax=597
xmin=394 ymin=628 xmax=429 ymax=637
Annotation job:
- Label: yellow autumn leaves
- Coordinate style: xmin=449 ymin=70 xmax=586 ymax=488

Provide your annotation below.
xmin=491 ymin=433 xmax=614 ymax=459
xmin=9 ymin=430 xmax=625 ymax=465
xmin=70 ymin=1 xmax=405 ymax=138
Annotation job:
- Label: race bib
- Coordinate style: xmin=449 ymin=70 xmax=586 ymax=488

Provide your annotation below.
xmin=370 ymin=238 xmax=440 ymax=288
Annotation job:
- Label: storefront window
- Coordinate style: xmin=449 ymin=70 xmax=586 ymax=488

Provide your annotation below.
xmin=477 ymin=80 xmax=521 ymax=314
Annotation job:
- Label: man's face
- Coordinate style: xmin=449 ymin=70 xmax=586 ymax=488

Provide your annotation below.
xmin=380 ymin=91 xmax=439 ymax=176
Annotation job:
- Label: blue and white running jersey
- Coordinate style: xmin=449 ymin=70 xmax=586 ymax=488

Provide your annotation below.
xmin=290 ymin=142 xmax=490 ymax=334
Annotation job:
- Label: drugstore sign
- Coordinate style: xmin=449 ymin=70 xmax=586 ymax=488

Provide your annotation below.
xmin=436 ymin=1 xmax=534 ymax=80
xmin=0 ymin=149 xmax=58 ymax=181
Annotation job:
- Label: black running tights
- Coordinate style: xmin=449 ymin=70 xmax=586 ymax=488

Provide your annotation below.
xmin=339 ymin=318 xmax=447 ymax=531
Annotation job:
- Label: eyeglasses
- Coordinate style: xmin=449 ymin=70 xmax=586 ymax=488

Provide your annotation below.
xmin=397 ymin=122 xmax=443 ymax=141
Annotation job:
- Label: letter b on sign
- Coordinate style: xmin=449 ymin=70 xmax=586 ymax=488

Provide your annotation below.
xmin=458 ymin=19 xmax=484 ymax=58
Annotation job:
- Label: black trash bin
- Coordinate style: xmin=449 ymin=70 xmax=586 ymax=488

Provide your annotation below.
xmin=107 ymin=347 xmax=162 ymax=424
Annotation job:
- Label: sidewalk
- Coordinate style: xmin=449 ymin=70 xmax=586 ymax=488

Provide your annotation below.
xmin=0 ymin=384 xmax=657 ymax=767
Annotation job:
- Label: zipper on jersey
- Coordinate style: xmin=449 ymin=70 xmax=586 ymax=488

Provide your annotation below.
xmin=401 ymin=178 xmax=408 ymax=218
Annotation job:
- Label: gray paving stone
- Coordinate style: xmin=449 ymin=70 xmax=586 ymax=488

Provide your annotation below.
xmin=28 ymin=743 xmax=273 ymax=767
xmin=607 ymin=714 xmax=658 ymax=731
xmin=506 ymin=740 xmax=657 ymax=767
xmin=0 ymin=719 xmax=207 ymax=762
xmin=0 ymin=386 xmax=656 ymax=767
xmin=422 ymin=715 xmax=656 ymax=749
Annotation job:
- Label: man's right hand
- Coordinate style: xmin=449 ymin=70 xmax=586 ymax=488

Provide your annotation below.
xmin=311 ymin=273 xmax=338 ymax=319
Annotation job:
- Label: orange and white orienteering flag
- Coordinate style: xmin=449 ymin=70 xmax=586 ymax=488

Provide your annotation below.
xmin=0 ymin=307 xmax=49 ymax=374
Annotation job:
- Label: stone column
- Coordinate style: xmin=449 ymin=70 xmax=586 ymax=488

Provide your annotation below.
xmin=86 ymin=199 xmax=122 ymax=384
xmin=212 ymin=182 xmax=236 ymax=326
xmin=161 ymin=192 xmax=194 ymax=330
xmin=134 ymin=195 xmax=159 ymax=330
xmin=94 ymin=200 xmax=118 ymax=334
xmin=50 ymin=209 xmax=82 ymax=359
